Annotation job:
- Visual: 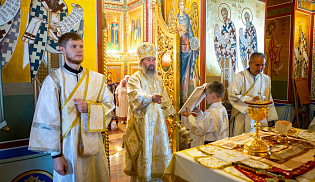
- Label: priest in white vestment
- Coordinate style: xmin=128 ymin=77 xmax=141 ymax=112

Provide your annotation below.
xmin=228 ymin=52 xmax=278 ymax=137
xmin=29 ymin=32 xmax=114 ymax=182
xmin=124 ymin=42 xmax=176 ymax=182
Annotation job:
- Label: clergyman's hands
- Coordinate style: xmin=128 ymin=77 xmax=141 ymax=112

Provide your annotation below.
xmin=74 ymin=99 xmax=88 ymax=113
xmin=53 ymin=156 xmax=68 ymax=175
xmin=152 ymin=94 xmax=162 ymax=104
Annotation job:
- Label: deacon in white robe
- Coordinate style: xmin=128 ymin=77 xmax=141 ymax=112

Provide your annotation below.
xmin=228 ymin=52 xmax=278 ymax=137
xmin=124 ymin=42 xmax=175 ymax=182
xmin=29 ymin=32 xmax=114 ymax=182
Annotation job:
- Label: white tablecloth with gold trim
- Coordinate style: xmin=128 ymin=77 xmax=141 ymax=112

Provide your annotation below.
xmin=163 ymin=129 xmax=315 ymax=182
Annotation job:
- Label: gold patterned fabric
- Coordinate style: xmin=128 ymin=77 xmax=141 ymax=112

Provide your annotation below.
xmin=136 ymin=42 xmax=156 ymax=60
xmin=124 ymin=70 xmax=176 ymax=181
xmin=29 ymin=67 xmax=115 ymax=182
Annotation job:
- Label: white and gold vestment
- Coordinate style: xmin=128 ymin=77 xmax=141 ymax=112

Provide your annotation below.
xmin=29 ymin=67 xmax=114 ymax=182
xmin=228 ymin=69 xmax=278 ymax=137
xmin=186 ymin=102 xmax=229 ymax=147
xmin=124 ymin=70 xmax=175 ymax=182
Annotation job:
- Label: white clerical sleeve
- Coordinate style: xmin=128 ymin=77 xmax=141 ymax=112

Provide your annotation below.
xmin=228 ymin=73 xmax=252 ymax=114
xmin=187 ymin=111 xmax=217 ymax=137
xmin=29 ymin=76 xmax=61 ymax=153
xmin=127 ymin=75 xmax=153 ymax=118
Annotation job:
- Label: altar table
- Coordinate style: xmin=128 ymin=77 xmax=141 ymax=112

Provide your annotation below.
xmin=163 ymin=129 xmax=315 ymax=182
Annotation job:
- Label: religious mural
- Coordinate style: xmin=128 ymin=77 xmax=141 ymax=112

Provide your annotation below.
xmin=265 ymin=16 xmax=291 ymax=100
xmin=22 ymin=0 xmax=84 ymax=80
xmin=206 ymin=0 xmax=265 ymax=102
xmin=127 ymin=5 xmax=143 ymax=53
xmin=1 ymin=0 xmax=99 ymax=83
xmin=105 ymin=10 xmax=123 ymax=53
xmin=214 ymin=3 xmax=237 ymax=92
xmin=0 ymin=0 xmax=21 ymax=69
xmin=166 ymin=0 xmax=200 ymax=104
xmin=107 ymin=64 xmax=122 ymax=82
xmin=297 ymin=0 xmax=315 ymax=12
xmin=267 ymin=0 xmax=293 ymax=7
xmin=239 ymin=8 xmax=257 ymax=69
xmin=293 ymin=11 xmax=310 ymax=79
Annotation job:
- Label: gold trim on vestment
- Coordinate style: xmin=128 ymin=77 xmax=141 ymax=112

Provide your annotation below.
xmin=62 ymin=70 xmax=90 ymax=139
xmin=62 ymin=116 xmax=79 ymax=139
xmin=61 ymin=70 xmax=88 ymax=110
xmin=96 ymin=75 xmax=106 ymax=101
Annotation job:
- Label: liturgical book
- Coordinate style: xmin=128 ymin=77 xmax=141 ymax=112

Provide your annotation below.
xmin=178 ymin=83 xmax=207 ymax=114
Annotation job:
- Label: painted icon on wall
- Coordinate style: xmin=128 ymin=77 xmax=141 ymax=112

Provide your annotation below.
xmin=105 ymin=10 xmax=123 ymax=53
xmin=239 ymin=8 xmax=257 ymax=69
xmin=293 ymin=21 xmax=309 ymax=79
xmin=214 ymin=3 xmax=236 ymax=94
xmin=127 ymin=5 xmax=143 ymax=53
xmin=22 ymin=0 xmax=84 ymax=80
xmin=266 ymin=16 xmax=291 ymax=100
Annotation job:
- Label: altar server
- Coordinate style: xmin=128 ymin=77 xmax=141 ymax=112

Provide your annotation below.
xmin=181 ymin=81 xmax=229 ymax=147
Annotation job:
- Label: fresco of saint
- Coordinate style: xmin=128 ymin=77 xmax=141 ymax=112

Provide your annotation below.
xmin=214 ymin=4 xmax=237 ymax=101
xmin=293 ymin=24 xmax=308 ymax=79
xmin=110 ymin=17 xmax=119 ymax=47
xmin=22 ymin=0 xmax=84 ymax=80
xmin=239 ymin=9 xmax=257 ymax=69
xmin=177 ymin=0 xmax=200 ymax=102
xmin=0 ymin=0 xmax=21 ymax=69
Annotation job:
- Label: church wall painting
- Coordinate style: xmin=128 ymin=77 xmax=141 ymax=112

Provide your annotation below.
xmin=293 ymin=11 xmax=310 ymax=79
xmin=107 ymin=63 xmax=124 ymax=82
xmin=1 ymin=0 xmax=99 ymax=83
xmin=267 ymin=0 xmax=293 ymax=8
xmin=297 ymin=0 xmax=315 ymax=12
xmin=206 ymin=0 xmax=265 ymax=97
xmin=165 ymin=0 xmax=201 ymax=104
xmin=105 ymin=9 xmax=124 ymax=54
xmin=265 ymin=15 xmax=291 ymax=101
xmin=127 ymin=4 xmax=144 ymax=53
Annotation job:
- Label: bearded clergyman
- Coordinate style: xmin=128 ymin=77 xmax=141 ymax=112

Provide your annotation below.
xmin=123 ymin=42 xmax=176 ymax=181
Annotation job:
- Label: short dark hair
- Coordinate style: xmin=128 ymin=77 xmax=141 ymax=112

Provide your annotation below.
xmin=206 ymin=81 xmax=224 ymax=98
xmin=58 ymin=32 xmax=82 ymax=48
xmin=249 ymin=52 xmax=266 ymax=63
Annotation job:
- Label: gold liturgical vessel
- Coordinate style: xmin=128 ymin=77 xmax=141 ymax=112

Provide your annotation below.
xmin=243 ymin=101 xmax=273 ymax=157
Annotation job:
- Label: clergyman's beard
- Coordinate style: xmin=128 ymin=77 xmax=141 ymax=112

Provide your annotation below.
xmin=142 ymin=63 xmax=157 ymax=79
xmin=66 ymin=55 xmax=83 ymax=65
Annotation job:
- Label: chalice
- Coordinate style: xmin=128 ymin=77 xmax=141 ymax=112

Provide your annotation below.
xmin=243 ymin=100 xmax=273 ymax=157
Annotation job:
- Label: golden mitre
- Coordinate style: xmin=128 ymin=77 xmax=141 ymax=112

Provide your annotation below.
xmin=137 ymin=42 xmax=156 ymax=60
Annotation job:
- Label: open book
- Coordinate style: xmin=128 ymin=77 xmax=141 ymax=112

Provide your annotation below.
xmin=178 ymin=83 xmax=207 ymax=114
